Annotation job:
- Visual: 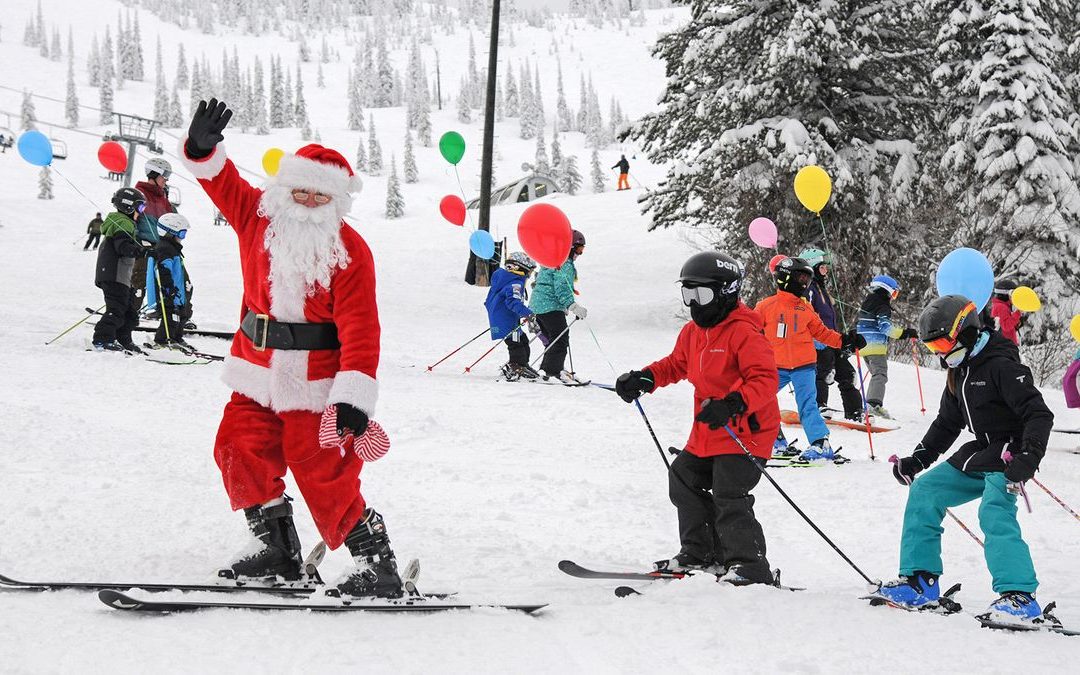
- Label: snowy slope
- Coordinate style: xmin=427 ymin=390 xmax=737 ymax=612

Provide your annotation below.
xmin=3 ymin=2 xmax=1080 ymax=673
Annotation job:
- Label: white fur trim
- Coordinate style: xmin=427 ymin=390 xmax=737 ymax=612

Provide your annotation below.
xmin=222 ymin=353 xmax=333 ymax=413
xmin=276 ymin=153 xmax=361 ymax=198
xmin=178 ymin=138 xmax=227 ymax=181
xmin=328 ymin=370 xmax=379 ymax=417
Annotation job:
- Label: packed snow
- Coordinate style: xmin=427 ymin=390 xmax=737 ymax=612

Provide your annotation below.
xmin=2 ymin=2 xmax=1080 ymax=672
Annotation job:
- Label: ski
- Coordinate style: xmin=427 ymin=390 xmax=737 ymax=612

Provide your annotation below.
xmin=558 ymin=561 xmax=803 ymax=590
xmin=85 ymin=308 xmax=235 ymax=339
xmin=143 ymin=342 xmax=224 ymax=362
xmin=976 ymin=601 xmax=1079 ymax=636
xmin=0 ymin=571 xmax=320 ymax=596
xmin=98 ymin=589 xmax=546 ymax=614
xmin=861 ymin=582 xmax=964 ymax=615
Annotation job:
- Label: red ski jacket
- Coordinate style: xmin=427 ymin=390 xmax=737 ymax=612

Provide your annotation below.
xmin=644 ymin=303 xmax=781 ymax=460
xmin=991 ymin=297 xmax=1021 ymax=345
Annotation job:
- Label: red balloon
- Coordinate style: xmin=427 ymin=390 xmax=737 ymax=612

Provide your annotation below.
xmin=518 ymin=203 xmax=572 ymax=269
xmin=439 ymin=195 xmax=466 ymax=226
xmin=768 ymin=254 xmax=787 ymax=273
xmin=98 ymin=142 xmax=128 ymax=173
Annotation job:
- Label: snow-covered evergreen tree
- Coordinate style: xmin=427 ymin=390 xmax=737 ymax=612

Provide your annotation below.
xmin=317 ymin=62 xmax=325 ymax=89
xmin=576 ymin=74 xmax=588 ymax=131
xmin=131 ymin=11 xmax=145 ymax=80
xmin=375 ymin=39 xmax=394 ymax=107
xmin=21 ymin=91 xmax=36 ymax=131
xmin=169 ymin=84 xmax=183 ymax=127
xmin=590 ymin=148 xmax=604 ymax=193
xmin=88 ymin=35 xmax=101 ymax=86
xmin=295 ymin=65 xmax=312 ymax=140
xmin=253 ymin=56 xmax=268 ymax=134
xmin=504 ymin=64 xmax=519 ymax=117
xmin=556 ymin=59 xmax=572 ymax=132
xmin=457 ymin=77 xmax=472 ymax=124
xmin=50 ymin=28 xmax=61 ymax=62
xmin=519 ymin=61 xmax=535 ymax=139
xmin=550 ymin=124 xmax=564 ymax=185
xmin=533 ymin=66 xmax=546 ymax=133
xmin=495 ymin=81 xmax=505 ymax=122
xmin=403 ymin=128 xmax=419 ymax=183
xmin=368 ymin=114 xmax=383 ymax=175
xmin=356 ymin=134 xmax=368 ymax=174
xmin=385 ymin=155 xmax=404 ymax=218
xmin=65 ymin=55 xmax=79 ymax=126
xmin=283 ymin=67 xmax=294 ymax=125
xmin=415 ymin=85 xmax=432 ymax=146
xmin=535 ymin=126 xmax=550 ymax=173
xmin=153 ymin=39 xmax=170 ymax=122
xmin=189 ymin=61 xmax=203 ymax=115
xmin=176 ymin=43 xmax=189 ymax=89
xmin=347 ymin=67 xmax=364 ymax=130
xmin=100 ymin=28 xmax=115 ymax=92
xmin=38 ymin=166 xmax=54 ymax=200
xmin=562 ymin=155 xmax=583 ymax=195
xmin=269 ymin=57 xmax=286 ymax=128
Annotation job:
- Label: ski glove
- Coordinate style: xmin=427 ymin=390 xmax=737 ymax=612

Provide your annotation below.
xmin=891 ymin=445 xmax=937 ymax=486
xmin=568 ymin=302 xmax=588 ymax=320
xmin=899 ymin=328 xmax=919 ymax=340
xmin=185 ymin=98 xmax=233 ymax=159
xmin=319 ymin=405 xmax=390 ymax=463
xmin=695 ymin=392 xmax=747 ymax=431
xmin=1003 ymin=449 xmax=1040 ymax=483
xmin=614 ymin=369 xmax=654 ymax=403
xmin=526 ymin=315 xmax=542 ymax=336
xmin=335 ymin=403 xmax=370 ymax=437
xmin=841 ymin=330 xmax=867 ymax=352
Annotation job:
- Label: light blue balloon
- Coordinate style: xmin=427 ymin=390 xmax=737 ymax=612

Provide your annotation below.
xmin=469 ymin=230 xmax=495 ymax=259
xmin=17 ymin=130 xmax=53 ymax=166
xmin=936 ymin=247 xmax=994 ymax=311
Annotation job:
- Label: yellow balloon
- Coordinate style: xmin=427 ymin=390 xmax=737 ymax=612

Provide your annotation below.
xmin=262 ymin=147 xmax=285 ymax=176
xmin=794 ymin=165 xmax=833 ymax=213
xmin=1071 ymin=315 xmax=1080 ymax=342
xmin=1011 ymin=286 xmax=1041 ymax=312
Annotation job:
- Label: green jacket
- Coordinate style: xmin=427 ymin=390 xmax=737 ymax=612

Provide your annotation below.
xmin=100 ymin=211 xmax=136 ymax=239
xmin=529 ymin=259 xmax=577 ymax=315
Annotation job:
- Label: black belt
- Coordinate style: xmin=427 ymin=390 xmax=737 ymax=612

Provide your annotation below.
xmin=240 ymin=310 xmax=340 ymax=351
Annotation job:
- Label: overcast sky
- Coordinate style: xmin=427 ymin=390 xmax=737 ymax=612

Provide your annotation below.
xmin=514 ymin=0 xmax=572 ymax=10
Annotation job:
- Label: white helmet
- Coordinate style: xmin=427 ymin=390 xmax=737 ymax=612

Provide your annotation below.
xmin=145 ymin=157 xmax=172 ymax=179
xmin=157 ymin=212 xmax=190 ymax=238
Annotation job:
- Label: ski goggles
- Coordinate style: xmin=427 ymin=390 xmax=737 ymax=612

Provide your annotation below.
xmin=135 ymin=202 xmax=147 ymax=214
xmin=922 ymin=301 xmax=978 ymax=354
xmin=175 ymin=229 xmax=187 ymax=240
xmin=681 ymin=285 xmax=716 ymax=307
xmin=291 ymin=190 xmax=333 ymax=205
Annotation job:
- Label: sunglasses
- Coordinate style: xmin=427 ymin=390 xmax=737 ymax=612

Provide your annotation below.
xmin=291 ymin=190 xmax=332 ymax=205
xmin=681 ymin=286 xmax=716 ymax=306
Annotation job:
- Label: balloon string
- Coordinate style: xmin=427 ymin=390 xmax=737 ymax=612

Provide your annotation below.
xmin=452 ymin=165 xmax=477 ymax=232
xmin=51 ymin=166 xmax=102 ymax=209
xmin=816 ymin=212 xmax=849 ymax=332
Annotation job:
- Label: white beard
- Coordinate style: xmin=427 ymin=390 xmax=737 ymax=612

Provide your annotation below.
xmin=257 ymin=183 xmax=351 ymax=321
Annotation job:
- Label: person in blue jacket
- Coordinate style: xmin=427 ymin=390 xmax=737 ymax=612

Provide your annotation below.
xmin=485 ymin=252 xmax=539 ymax=381
xmin=856 ymin=275 xmax=918 ymax=418
xmin=529 ymin=230 xmax=588 ymax=384
xmin=146 ymin=213 xmax=194 ymax=351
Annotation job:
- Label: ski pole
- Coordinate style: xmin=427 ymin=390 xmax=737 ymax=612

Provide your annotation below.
xmin=853 ymin=348 xmax=876 ymax=460
xmin=633 ymin=399 xmax=672 ymax=470
xmin=889 ymin=455 xmax=984 ymax=547
xmin=46 ymin=304 xmax=105 ymax=345
xmin=567 ymin=342 xmax=575 ymax=376
xmin=426 ymin=327 xmax=492 ymax=371
xmin=529 ymin=317 xmax=579 ymax=369
xmin=1031 ymin=478 xmax=1080 ymax=523
xmin=1000 ymin=450 xmax=1033 ymax=513
xmin=910 ymin=338 xmax=926 ymax=415
xmin=154 ymin=265 xmax=172 ymax=343
xmin=463 ymin=341 xmax=502 ymax=373
xmin=725 ymin=424 xmax=876 ymax=586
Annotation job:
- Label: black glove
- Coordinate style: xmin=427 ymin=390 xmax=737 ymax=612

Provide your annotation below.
xmin=899 ymin=328 xmax=919 ymax=340
xmin=695 ymin=392 xmax=747 ymax=430
xmin=1004 ymin=450 xmax=1040 ymax=483
xmin=892 ymin=445 xmax=937 ymax=486
xmin=841 ymin=330 xmax=867 ymax=352
xmin=336 ymin=403 xmax=370 ymax=437
xmin=614 ymin=369 xmax=654 ymax=403
xmin=185 ymin=98 xmax=233 ymax=159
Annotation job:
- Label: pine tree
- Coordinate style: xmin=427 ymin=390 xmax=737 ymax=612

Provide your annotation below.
xmin=385 ymin=155 xmax=404 ymax=218
xmin=356 ymin=134 xmax=368 ymax=173
xmin=576 ymin=74 xmax=588 ymax=131
xmin=556 ymin=59 xmax=572 ymax=131
xmin=21 ymin=91 xmax=37 ymax=131
xmin=50 ymin=28 xmax=61 ymax=62
xmin=457 ymin=77 xmax=472 ymax=124
xmin=269 ymin=57 xmax=286 ymax=128
xmin=495 ymin=81 xmax=505 ymax=122
xmin=519 ymin=61 xmax=535 ymax=139
xmin=504 ymin=64 xmax=519 ymax=117
xmin=347 ymin=67 xmax=364 ymax=130
xmin=535 ymin=126 xmax=550 ymax=173
xmin=253 ymin=56 xmax=269 ymax=134
xmin=100 ymin=71 xmax=114 ymax=125
xmin=403 ymin=128 xmax=419 ymax=183
xmin=376 ymin=39 xmax=393 ymax=107
xmin=295 ymin=65 xmax=312 ymax=140
xmin=189 ymin=62 xmax=203 ymax=115
xmin=562 ymin=155 xmax=583 ymax=195
xmin=39 ymin=26 xmax=49 ymax=59
xmin=88 ymin=35 xmax=101 ymax=86
xmin=131 ymin=11 xmax=145 ymax=80
xmin=550 ymin=124 xmax=564 ymax=185
xmin=65 ymin=55 xmax=79 ymax=127
xmin=114 ymin=12 xmax=125 ymax=90
xmin=317 ymin=62 xmax=325 ymax=88
xmin=153 ymin=39 xmax=169 ymax=123
xmin=533 ymin=66 xmax=546 ymax=132
xmin=467 ymin=32 xmax=480 ymax=107
xmin=590 ymin=148 xmax=605 ymax=193
xmin=283 ymin=67 xmax=294 ymax=125
xmin=100 ymin=28 xmax=115 ymax=90
xmin=368 ymin=114 xmax=383 ymax=175
xmin=415 ymin=86 xmax=432 ymax=146
xmin=176 ymin=43 xmax=189 ymax=89
xmin=38 ymin=166 xmax=54 ymax=200
xmin=169 ymin=84 xmax=183 ymax=127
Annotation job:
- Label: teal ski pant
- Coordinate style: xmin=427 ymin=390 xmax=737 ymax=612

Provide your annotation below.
xmin=899 ymin=461 xmax=1037 ymax=594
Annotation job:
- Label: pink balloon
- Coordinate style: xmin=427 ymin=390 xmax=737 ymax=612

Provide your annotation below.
xmin=748 ymin=217 xmax=778 ymax=248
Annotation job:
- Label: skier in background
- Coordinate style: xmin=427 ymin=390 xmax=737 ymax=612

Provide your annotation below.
xmin=83 ymin=212 xmax=103 ymax=250
xmin=873 ymin=295 xmax=1053 ymax=626
xmin=990 ymin=277 xmax=1022 ymax=346
xmin=144 ymin=213 xmax=194 ymax=351
xmin=801 ymin=247 xmax=862 ymax=422
xmin=530 ymin=230 xmax=588 ymax=384
xmin=611 ymin=155 xmax=630 ymax=191
xmin=92 ymin=188 xmax=148 ymax=353
xmin=136 ymin=158 xmax=177 ymax=320
xmin=856 ymin=275 xmax=918 ymax=419
xmin=615 ymin=251 xmax=780 ymax=584
xmin=485 ymin=252 xmax=540 ymax=381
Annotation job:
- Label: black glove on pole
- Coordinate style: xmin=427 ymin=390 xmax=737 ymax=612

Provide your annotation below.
xmin=841 ymin=330 xmax=867 ymax=352
xmin=186 ymin=99 xmax=233 ymax=159
xmin=614 ymin=369 xmax=654 ymax=403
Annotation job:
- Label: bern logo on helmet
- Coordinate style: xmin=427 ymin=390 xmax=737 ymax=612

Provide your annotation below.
xmin=715 ymin=259 xmax=740 ymax=274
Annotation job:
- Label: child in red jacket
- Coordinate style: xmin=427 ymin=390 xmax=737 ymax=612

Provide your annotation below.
xmin=615 ymin=251 xmax=780 ymax=585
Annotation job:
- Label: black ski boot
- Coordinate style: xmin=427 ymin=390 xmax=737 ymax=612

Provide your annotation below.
xmin=219 ymin=499 xmax=304 ymax=581
xmin=326 ymin=508 xmax=404 ymax=599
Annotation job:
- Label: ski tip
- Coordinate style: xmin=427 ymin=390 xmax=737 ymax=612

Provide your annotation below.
xmin=614 ymin=586 xmax=641 ymax=598
xmin=98 ymin=589 xmax=143 ymax=610
xmin=556 ymin=560 xmax=578 ymax=572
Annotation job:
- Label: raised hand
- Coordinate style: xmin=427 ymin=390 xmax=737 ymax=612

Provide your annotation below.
xmin=185 ymin=98 xmax=233 ymax=159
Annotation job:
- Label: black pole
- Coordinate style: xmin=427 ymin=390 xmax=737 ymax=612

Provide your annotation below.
xmin=472 ymin=0 xmax=500 ymax=287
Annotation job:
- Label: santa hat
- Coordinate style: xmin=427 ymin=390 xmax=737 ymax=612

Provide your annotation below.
xmin=274 ymin=144 xmax=363 ymax=198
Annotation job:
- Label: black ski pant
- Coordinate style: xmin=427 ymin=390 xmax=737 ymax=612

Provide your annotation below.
xmin=154 ymin=302 xmax=186 ymax=344
xmin=816 ymin=347 xmax=863 ymax=418
xmin=83 ymin=232 xmax=101 ymax=250
xmin=92 ymin=281 xmax=139 ymax=345
xmin=536 ymin=311 xmax=569 ymax=377
xmin=504 ymin=329 xmax=530 ymax=366
xmin=669 ymin=452 xmax=772 ymax=583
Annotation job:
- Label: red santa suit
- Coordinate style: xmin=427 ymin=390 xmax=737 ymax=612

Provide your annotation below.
xmin=180 ymin=141 xmax=378 ymax=550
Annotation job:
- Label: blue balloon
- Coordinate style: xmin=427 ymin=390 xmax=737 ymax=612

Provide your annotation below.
xmin=469 ymin=230 xmax=495 ymax=259
xmin=936 ymin=247 xmax=994 ymax=311
xmin=17 ymin=130 xmax=53 ymax=166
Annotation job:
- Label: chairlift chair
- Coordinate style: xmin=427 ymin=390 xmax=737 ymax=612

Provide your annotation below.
xmin=0 ymin=127 xmax=14 ymax=153
xmin=50 ymin=136 xmax=68 ymax=160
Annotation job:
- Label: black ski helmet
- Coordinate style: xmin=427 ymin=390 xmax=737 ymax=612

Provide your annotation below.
xmin=918 ymin=294 xmax=982 ymax=348
xmin=993 ymin=276 xmax=1018 ymax=302
xmin=679 ymin=251 xmax=744 ymax=289
xmin=572 ymin=230 xmax=586 ymax=248
xmin=775 ymin=256 xmax=814 ymax=296
xmin=111 ymin=187 xmax=146 ymax=216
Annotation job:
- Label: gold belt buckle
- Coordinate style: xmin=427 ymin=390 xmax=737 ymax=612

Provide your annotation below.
xmin=254 ymin=313 xmax=270 ymax=351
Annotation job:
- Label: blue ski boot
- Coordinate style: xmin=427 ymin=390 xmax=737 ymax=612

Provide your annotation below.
xmin=982 ymin=591 xmax=1042 ymax=624
xmin=870 ymin=573 xmax=941 ymax=609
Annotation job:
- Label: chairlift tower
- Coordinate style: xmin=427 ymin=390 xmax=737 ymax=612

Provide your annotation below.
xmin=103 ymin=112 xmax=164 ymax=188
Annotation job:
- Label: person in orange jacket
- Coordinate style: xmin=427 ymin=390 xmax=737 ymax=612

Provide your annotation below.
xmin=615 ymin=251 xmax=780 ymax=584
xmin=754 ymin=257 xmax=865 ymax=461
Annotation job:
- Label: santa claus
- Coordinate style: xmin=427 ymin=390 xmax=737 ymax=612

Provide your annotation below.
xmin=180 ymin=99 xmax=401 ymax=599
